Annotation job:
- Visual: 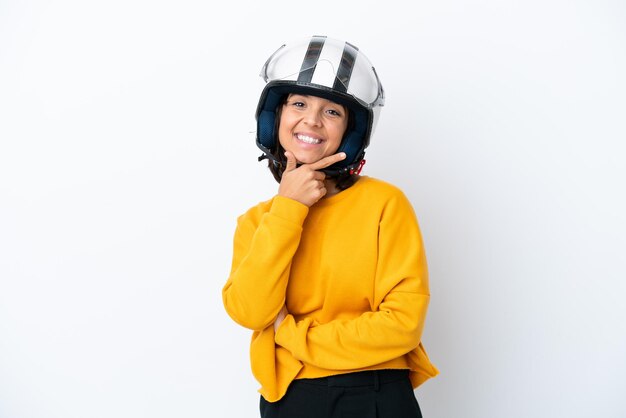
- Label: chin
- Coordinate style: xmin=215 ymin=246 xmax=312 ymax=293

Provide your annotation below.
xmin=294 ymin=153 xmax=320 ymax=164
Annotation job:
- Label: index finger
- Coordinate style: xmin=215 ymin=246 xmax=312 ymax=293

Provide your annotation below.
xmin=309 ymin=152 xmax=346 ymax=171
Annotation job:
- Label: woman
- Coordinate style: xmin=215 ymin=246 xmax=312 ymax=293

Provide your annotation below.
xmin=222 ymin=35 xmax=438 ymax=418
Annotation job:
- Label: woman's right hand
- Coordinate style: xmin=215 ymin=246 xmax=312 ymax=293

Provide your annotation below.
xmin=278 ymin=151 xmax=346 ymax=207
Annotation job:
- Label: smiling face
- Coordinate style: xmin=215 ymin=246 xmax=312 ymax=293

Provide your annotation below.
xmin=277 ymin=94 xmax=349 ymax=165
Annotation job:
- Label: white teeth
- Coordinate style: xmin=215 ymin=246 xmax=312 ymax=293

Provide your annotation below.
xmin=296 ymin=134 xmax=322 ymax=144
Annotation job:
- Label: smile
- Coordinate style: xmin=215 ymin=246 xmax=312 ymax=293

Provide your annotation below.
xmin=296 ymin=134 xmax=323 ymax=145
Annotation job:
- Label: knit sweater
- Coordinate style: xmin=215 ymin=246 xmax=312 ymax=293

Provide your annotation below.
xmin=222 ymin=176 xmax=438 ymax=402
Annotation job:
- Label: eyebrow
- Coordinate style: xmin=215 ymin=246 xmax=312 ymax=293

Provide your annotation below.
xmin=287 ymin=95 xmax=346 ymax=111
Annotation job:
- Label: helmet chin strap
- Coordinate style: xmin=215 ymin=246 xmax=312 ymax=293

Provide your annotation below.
xmin=257 ymin=153 xmax=273 ymax=163
xmin=258 ymin=152 xmax=282 ymax=168
xmin=350 ymin=159 xmax=367 ymax=175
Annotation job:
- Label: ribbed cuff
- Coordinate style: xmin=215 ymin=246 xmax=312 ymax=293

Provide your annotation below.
xmin=270 ymin=196 xmax=309 ymax=224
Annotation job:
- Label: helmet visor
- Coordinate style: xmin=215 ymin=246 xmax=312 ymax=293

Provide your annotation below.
xmin=259 ymin=37 xmax=384 ymax=109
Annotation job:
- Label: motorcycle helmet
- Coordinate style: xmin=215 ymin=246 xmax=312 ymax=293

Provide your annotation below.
xmin=255 ymin=35 xmax=385 ymax=175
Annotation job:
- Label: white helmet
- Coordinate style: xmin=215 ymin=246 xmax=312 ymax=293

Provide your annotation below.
xmin=255 ymin=35 xmax=385 ymax=175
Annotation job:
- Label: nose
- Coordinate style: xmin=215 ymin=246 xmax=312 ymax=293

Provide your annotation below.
xmin=302 ymin=108 xmax=322 ymax=126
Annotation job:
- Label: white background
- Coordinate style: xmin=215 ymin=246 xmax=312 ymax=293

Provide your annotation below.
xmin=1 ymin=1 xmax=625 ymax=417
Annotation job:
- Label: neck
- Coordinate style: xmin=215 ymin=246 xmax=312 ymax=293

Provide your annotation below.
xmin=323 ymin=178 xmax=340 ymax=198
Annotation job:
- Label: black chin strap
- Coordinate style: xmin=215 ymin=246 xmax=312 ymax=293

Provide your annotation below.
xmin=258 ymin=153 xmax=282 ymax=169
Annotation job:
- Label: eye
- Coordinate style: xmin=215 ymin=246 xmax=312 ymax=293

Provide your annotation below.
xmin=324 ymin=101 xmax=346 ymax=117
xmin=286 ymin=100 xmax=305 ymax=108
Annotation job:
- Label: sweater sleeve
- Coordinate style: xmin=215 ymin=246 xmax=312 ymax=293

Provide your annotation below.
xmin=274 ymin=192 xmax=430 ymax=370
xmin=222 ymin=196 xmax=309 ymax=331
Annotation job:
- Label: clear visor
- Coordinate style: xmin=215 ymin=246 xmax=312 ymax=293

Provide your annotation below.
xmin=259 ymin=37 xmax=385 ymax=108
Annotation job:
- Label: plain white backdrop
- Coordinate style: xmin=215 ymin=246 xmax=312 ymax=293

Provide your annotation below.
xmin=1 ymin=1 xmax=625 ymax=417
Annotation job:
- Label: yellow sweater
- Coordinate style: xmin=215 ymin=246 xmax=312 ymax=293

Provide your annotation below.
xmin=222 ymin=176 xmax=438 ymax=402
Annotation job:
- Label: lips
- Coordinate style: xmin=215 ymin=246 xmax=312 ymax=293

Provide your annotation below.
xmin=296 ymin=133 xmax=323 ymax=145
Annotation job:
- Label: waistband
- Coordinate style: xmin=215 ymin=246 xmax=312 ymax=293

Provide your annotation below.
xmin=293 ymin=369 xmax=410 ymax=388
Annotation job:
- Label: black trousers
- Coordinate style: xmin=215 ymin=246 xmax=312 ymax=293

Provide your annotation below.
xmin=259 ymin=369 xmax=423 ymax=418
